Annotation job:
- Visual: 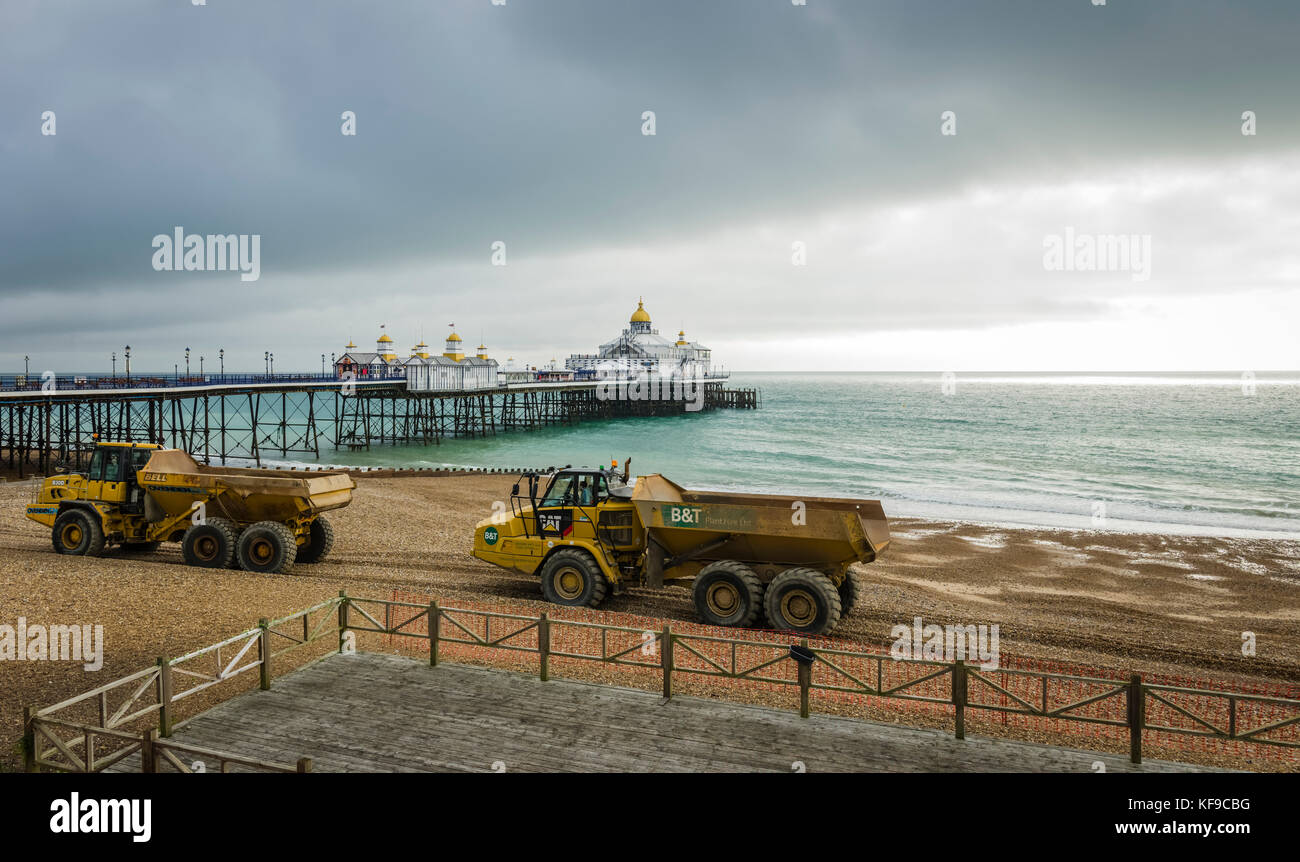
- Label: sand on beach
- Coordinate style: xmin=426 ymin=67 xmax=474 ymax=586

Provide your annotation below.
xmin=1 ymin=473 xmax=1297 ymax=771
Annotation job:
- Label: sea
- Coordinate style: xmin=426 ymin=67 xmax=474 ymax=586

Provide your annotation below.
xmin=272 ymin=371 xmax=1300 ymax=540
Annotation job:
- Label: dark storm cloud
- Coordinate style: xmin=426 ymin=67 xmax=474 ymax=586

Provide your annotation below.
xmin=2 ymin=0 xmax=1298 ymax=369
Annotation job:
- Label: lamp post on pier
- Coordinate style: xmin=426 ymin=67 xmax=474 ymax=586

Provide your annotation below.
xmin=184 ymin=347 xmax=190 ymax=378
xmin=219 ymin=348 xmax=224 ymax=379
xmin=111 ymin=352 xmax=116 ymax=379
xmin=124 ymin=346 xmax=131 ymax=383
xmin=264 ymin=351 xmax=269 ymax=375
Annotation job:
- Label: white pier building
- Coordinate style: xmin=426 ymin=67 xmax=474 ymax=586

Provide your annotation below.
xmin=564 ymin=299 xmax=721 ymax=379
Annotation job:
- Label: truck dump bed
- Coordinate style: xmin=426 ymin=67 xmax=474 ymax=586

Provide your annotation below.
xmin=138 ymin=449 xmax=355 ymax=524
xmin=631 ymin=474 xmax=889 ymax=570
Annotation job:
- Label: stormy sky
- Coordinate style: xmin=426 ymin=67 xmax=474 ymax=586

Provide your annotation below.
xmin=2 ymin=0 xmax=1298 ymax=373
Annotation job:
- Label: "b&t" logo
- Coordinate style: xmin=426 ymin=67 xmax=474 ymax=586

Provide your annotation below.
xmin=668 ymin=505 xmax=702 ymax=526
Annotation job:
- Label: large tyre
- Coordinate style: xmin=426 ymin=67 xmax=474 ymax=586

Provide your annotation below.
xmin=52 ymin=509 xmax=105 ymax=557
xmin=120 ymin=541 xmax=162 ymax=554
xmin=838 ymin=569 xmax=860 ymax=617
xmin=692 ymin=560 xmax=764 ymax=627
xmin=539 ymin=549 xmax=608 ymax=608
xmin=181 ymin=521 xmax=237 ymax=569
xmin=295 ymin=516 xmax=335 ymax=564
xmin=236 ymin=521 xmax=298 ymax=574
xmin=206 ymin=518 xmax=243 ymax=568
xmin=763 ymin=567 xmax=842 ymax=635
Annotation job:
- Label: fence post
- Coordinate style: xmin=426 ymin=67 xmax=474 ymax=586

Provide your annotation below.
xmin=952 ymin=660 xmax=967 ymax=740
xmin=83 ymin=728 xmax=95 ymax=773
xmin=141 ymin=728 xmax=156 ymax=773
xmin=429 ymin=601 xmax=440 ymax=667
xmin=258 ymin=618 xmax=271 ymax=691
xmin=337 ymin=590 xmax=349 ymax=653
xmin=157 ymin=657 xmax=173 ymax=738
xmin=1127 ymin=673 xmax=1143 ymax=764
xmin=296 ymin=757 xmax=313 ymax=773
xmin=798 ymin=638 xmax=811 ymax=719
xmin=661 ymin=625 xmax=673 ymax=699
xmin=22 ymin=707 xmax=36 ymax=773
xmin=538 ymin=612 xmax=550 ymax=682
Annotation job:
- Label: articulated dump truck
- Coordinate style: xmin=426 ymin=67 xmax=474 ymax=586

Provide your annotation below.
xmin=473 ymin=467 xmax=889 ymax=635
xmin=26 ymin=441 xmax=354 ymax=574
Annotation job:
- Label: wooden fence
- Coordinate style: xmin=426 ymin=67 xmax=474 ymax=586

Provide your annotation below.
xmin=24 ymin=598 xmax=338 ymax=773
xmin=365 ymin=592 xmax=1300 ymax=765
xmin=24 ymin=591 xmax=1300 ymax=772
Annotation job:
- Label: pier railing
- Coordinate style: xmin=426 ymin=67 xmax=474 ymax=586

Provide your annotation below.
xmin=27 ymin=592 xmax=1296 ymax=772
xmin=0 ymin=371 xmax=370 ymax=393
xmin=1 ymin=370 xmax=738 ymax=393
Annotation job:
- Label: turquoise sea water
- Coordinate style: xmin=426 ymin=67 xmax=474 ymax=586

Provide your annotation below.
xmin=282 ymin=372 xmax=1300 ymax=538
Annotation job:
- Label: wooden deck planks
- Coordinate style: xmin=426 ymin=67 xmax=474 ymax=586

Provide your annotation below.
xmin=107 ymin=651 xmax=1219 ymax=773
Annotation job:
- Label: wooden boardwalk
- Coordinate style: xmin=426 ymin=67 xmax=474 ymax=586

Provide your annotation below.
xmin=111 ymin=652 xmax=1217 ymax=773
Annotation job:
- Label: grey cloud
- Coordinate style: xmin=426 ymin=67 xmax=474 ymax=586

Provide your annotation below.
xmin=2 ymin=0 xmax=1299 ymax=370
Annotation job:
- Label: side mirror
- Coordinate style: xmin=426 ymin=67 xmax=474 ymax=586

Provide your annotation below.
xmin=511 ymin=484 xmax=519 ymax=495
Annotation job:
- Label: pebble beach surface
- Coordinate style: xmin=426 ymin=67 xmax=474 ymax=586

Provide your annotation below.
xmin=2 ymin=474 xmax=1297 ymax=771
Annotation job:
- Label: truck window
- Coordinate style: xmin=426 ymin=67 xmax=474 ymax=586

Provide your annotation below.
xmin=86 ymin=449 xmax=104 ymax=479
xmin=540 ymin=475 xmax=576 ymax=507
xmin=131 ymin=449 xmax=152 ymax=477
xmin=99 ymin=449 xmax=124 ymax=482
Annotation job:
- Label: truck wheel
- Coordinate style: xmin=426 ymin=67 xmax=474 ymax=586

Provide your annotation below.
xmin=838 ymin=569 xmax=860 ymax=617
xmin=206 ymin=518 xmax=243 ymax=568
xmin=295 ymin=516 xmax=335 ymax=564
xmin=182 ymin=521 xmax=237 ymax=569
xmin=236 ymin=521 xmax=298 ymax=574
xmin=540 ymin=549 xmax=608 ymax=608
xmin=52 ymin=509 xmax=105 ymax=557
xmin=692 ymin=560 xmax=764 ymax=627
xmin=764 ymin=567 xmax=842 ymax=635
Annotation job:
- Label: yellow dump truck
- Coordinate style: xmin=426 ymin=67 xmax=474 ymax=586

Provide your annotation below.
xmin=472 ymin=466 xmax=889 ymax=634
xmin=25 ymin=441 xmax=354 ymax=574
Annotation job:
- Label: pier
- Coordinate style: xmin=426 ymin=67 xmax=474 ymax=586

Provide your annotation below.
xmin=0 ymin=377 xmax=759 ymax=475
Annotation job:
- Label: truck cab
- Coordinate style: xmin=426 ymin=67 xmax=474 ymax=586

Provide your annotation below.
xmin=83 ymin=441 xmax=158 ymax=508
xmin=473 ymin=467 xmax=644 ymax=605
xmin=26 ymin=441 xmax=163 ymax=555
xmin=27 ymin=442 xmax=160 ymax=520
